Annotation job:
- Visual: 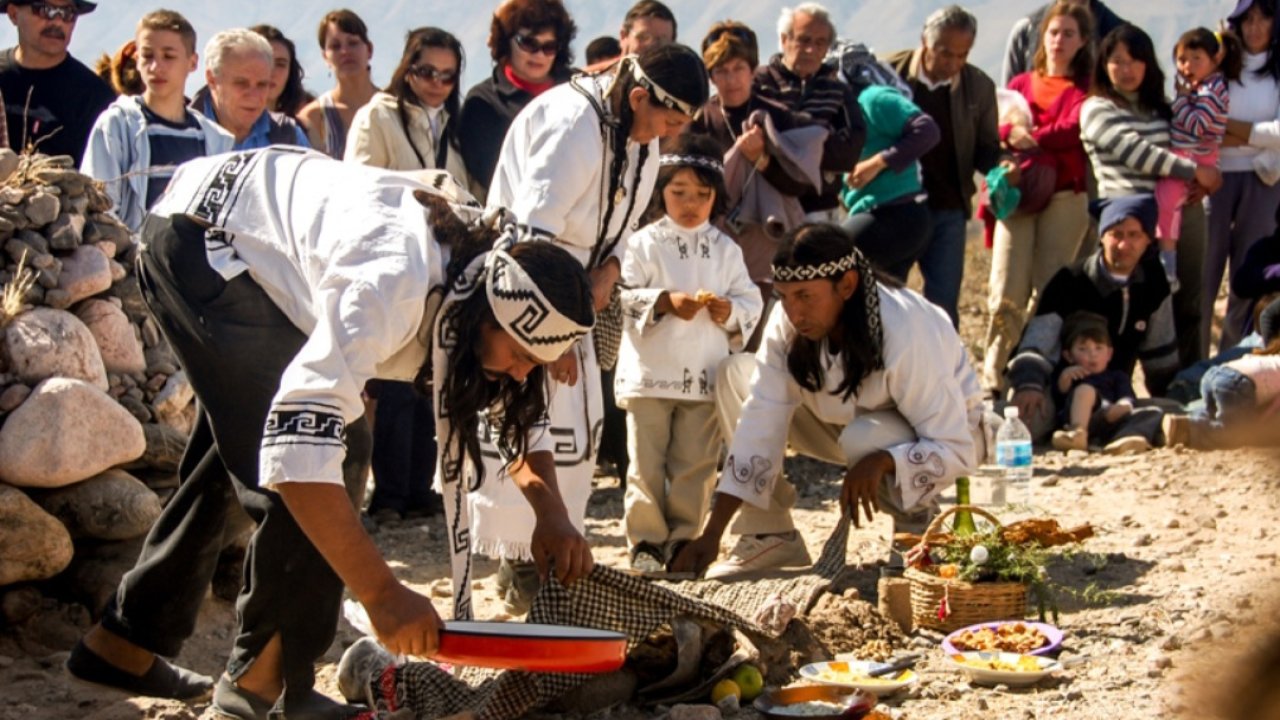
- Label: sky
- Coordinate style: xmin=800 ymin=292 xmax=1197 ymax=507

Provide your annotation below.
xmin=0 ymin=0 xmax=1230 ymax=95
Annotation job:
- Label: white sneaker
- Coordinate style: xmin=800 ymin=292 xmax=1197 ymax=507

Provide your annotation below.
xmin=704 ymin=532 xmax=812 ymax=580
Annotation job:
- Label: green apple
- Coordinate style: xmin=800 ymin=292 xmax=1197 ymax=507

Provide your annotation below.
xmin=731 ymin=663 xmax=764 ymax=700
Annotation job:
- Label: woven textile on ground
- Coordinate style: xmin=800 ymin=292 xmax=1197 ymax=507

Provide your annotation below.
xmin=382 ymin=521 xmax=852 ymax=720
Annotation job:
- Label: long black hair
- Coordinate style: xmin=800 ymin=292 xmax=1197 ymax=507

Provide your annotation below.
xmin=1228 ymin=0 xmax=1280 ymax=80
xmin=413 ymin=197 xmax=593 ymax=489
xmin=776 ymin=224 xmax=899 ymax=402
xmin=592 ymin=43 xmax=709 ymax=267
xmin=390 ymin=27 xmax=465 ymax=167
xmin=1093 ymin=24 xmax=1172 ymax=120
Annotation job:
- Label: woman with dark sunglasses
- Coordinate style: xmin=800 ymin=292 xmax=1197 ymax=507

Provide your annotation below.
xmin=457 ymin=0 xmax=577 ymax=202
xmin=345 ymin=26 xmax=468 ymax=181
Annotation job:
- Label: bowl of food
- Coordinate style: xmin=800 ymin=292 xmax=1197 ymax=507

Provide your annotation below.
xmin=753 ymin=685 xmax=877 ymax=719
xmin=942 ymin=621 xmax=1063 ymax=656
xmin=798 ymin=660 xmax=918 ymax=696
xmin=947 ymin=651 xmax=1060 ymax=687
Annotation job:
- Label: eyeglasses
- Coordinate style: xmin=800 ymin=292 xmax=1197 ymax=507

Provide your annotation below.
xmin=512 ymin=33 xmax=559 ymax=57
xmin=26 ymin=1 xmax=78 ymax=22
xmin=701 ymin=26 xmax=754 ymax=52
xmin=409 ymin=64 xmax=457 ymax=84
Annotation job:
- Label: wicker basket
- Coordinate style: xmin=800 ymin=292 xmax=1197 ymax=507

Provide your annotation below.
xmin=905 ymin=505 xmax=1028 ymax=632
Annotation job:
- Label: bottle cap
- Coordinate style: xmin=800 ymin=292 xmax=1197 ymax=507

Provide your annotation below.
xmin=1003 ymin=406 xmax=1020 ymax=419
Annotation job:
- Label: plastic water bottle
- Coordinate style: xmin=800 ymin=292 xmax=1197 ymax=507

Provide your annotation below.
xmin=996 ymin=406 xmax=1033 ymax=504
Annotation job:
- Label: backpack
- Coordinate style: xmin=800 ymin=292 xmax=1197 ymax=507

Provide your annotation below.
xmin=827 ymin=40 xmax=913 ymax=98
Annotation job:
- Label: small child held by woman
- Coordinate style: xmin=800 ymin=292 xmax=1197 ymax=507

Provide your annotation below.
xmin=1050 ymin=312 xmax=1164 ymax=454
xmin=615 ymin=135 xmax=763 ymax=573
xmin=1188 ymin=296 xmax=1280 ymax=445
xmin=1155 ymin=27 xmax=1243 ymax=285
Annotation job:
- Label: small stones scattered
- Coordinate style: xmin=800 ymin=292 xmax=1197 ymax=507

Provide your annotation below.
xmin=1133 ymin=533 xmax=1153 ymax=548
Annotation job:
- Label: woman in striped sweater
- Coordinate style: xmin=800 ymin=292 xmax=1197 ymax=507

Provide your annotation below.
xmin=1080 ymin=24 xmax=1221 ymax=365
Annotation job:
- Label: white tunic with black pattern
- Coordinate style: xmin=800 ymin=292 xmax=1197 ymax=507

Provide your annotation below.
xmin=149 ymin=147 xmax=445 ymax=491
xmin=615 ymin=216 xmax=763 ymax=404
xmin=719 ymin=284 xmax=982 ymax=512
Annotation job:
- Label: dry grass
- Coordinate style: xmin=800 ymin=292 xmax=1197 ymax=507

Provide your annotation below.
xmin=0 ymin=250 xmax=35 ymax=328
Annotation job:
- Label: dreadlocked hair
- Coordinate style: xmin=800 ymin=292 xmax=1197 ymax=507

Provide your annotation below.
xmin=412 ymin=198 xmax=593 ymax=490
xmin=778 ymin=224 xmax=900 ymax=401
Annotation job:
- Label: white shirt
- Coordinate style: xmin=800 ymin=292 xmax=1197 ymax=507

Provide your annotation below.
xmin=1226 ymin=353 xmax=1280 ymax=405
xmin=615 ymin=216 xmax=763 ymax=403
xmin=151 ymin=148 xmax=445 ymax=490
xmin=718 ymin=283 xmax=982 ymax=512
xmin=1226 ymin=52 xmax=1280 ymax=172
xmin=486 ymin=73 xmax=658 ymax=268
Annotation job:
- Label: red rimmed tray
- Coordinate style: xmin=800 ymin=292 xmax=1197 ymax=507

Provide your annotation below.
xmin=435 ymin=621 xmax=627 ymax=673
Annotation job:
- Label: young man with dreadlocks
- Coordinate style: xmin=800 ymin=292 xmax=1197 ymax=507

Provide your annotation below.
xmin=672 ymin=223 xmax=985 ymax=579
xmin=482 ymin=42 xmax=709 ymax=612
xmin=67 ymin=147 xmax=596 ymax=719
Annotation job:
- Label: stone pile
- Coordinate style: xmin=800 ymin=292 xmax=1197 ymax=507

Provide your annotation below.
xmin=0 ymin=149 xmax=193 ymax=618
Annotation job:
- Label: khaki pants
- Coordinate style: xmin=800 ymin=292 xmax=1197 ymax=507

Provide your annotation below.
xmin=982 ymin=190 xmax=1089 ymax=392
xmin=623 ymin=398 xmax=720 ymax=550
xmin=715 ymin=355 xmax=936 ymax=538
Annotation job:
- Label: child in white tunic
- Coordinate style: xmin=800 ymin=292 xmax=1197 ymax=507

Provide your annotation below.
xmin=616 ymin=139 xmax=763 ymax=572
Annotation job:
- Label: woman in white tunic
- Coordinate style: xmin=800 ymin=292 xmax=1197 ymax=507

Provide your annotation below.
xmin=480 ymin=43 xmax=710 ymax=612
xmin=67 ymin=148 xmax=595 ymax=719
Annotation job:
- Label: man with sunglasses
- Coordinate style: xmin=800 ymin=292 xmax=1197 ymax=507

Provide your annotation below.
xmin=0 ymin=0 xmax=114 ymax=164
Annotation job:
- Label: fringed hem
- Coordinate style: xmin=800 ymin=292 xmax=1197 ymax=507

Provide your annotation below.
xmin=471 ymin=537 xmax=534 ymax=562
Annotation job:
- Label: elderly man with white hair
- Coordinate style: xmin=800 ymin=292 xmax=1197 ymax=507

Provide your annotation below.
xmin=753 ymin=3 xmax=866 ymax=221
xmin=885 ymin=5 xmax=1007 ymax=328
xmin=191 ymin=28 xmax=308 ymax=149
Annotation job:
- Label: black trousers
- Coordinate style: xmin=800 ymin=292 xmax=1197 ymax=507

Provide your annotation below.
xmin=366 ymin=379 xmax=439 ymax=515
xmin=101 ymin=214 xmax=371 ymax=699
xmin=842 ymin=199 xmax=934 ymax=281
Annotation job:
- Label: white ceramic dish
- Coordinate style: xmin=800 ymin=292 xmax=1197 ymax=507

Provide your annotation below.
xmin=798 ymin=660 xmax=918 ymax=695
xmin=947 ymin=651 xmax=1060 ymax=687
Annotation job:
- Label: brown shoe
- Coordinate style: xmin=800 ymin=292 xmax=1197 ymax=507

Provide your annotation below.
xmin=1051 ymin=427 xmax=1087 ymax=452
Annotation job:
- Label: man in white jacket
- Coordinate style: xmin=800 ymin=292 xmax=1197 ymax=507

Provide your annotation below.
xmin=673 ymin=223 xmax=984 ymax=579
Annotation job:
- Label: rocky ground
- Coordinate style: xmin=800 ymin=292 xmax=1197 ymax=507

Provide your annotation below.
xmin=3 ymin=234 xmax=1279 ymax=720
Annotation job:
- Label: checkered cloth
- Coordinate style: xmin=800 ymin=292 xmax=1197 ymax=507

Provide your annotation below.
xmin=593 ymin=286 xmax=624 ymax=371
xmin=373 ymin=521 xmax=852 ymax=720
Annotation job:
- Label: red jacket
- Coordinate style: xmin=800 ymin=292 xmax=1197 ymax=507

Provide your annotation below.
xmin=1002 ymin=71 xmax=1089 ymax=193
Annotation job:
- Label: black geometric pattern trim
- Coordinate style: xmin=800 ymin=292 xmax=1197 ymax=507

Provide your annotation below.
xmin=490 ymin=253 xmax=588 ymax=347
xmin=190 ymin=151 xmax=258 ymax=226
xmin=262 ymin=402 xmax=345 ymax=447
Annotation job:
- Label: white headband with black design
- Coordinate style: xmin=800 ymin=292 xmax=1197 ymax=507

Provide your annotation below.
xmin=630 ymin=57 xmax=697 ymax=117
xmin=485 ymin=248 xmax=593 ymax=363
xmin=771 ymin=249 xmax=860 ymax=282
xmin=659 ymin=154 xmax=724 ymax=175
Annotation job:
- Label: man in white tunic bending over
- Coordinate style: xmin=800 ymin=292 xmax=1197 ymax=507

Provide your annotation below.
xmin=672 ymin=222 xmax=984 ymax=579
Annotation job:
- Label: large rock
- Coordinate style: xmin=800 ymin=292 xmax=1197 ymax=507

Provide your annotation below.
xmin=36 ymin=469 xmax=162 ymax=540
xmin=60 ymin=535 xmax=146 ymax=618
xmin=75 ymin=299 xmax=145 ymax=374
xmin=1 ymin=307 xmax=108 ymax=389
xmin=47 ymin=212 xmax=85 ymax=250
xmin=0 ymin=377 xmax=145 ymax=488
xmin=0 ymin=483 xmax=74 ymax=584
xmin=57 ymin=244 xmax=112 ymax=304
xmin=23 ymin=190 xmax=59 ymax=226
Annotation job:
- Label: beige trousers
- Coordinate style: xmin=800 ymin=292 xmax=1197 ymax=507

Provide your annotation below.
xmin=982 ymin=190 xmax=1089 ymax=393
xmin=715 ymin=355 xmax=936 ymax=538
xmin=623 ymin=397 xmax=720 ymax=550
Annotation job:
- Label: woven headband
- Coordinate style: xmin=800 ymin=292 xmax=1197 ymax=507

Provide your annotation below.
xmin=629 ymin=57 xmax=697 ymax=117
xmin=659 ymin=153 xmax=724 ymax=175
xmin=485 ymin=247 xmax=593 ymax=364
xmin=771 ymin=249 xmax=860 ymax=283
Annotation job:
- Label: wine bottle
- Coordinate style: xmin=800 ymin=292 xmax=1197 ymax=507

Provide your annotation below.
xmin=953 ymin=477 xmax=977 ymax=536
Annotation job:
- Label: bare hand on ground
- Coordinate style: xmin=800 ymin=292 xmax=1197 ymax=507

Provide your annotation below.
xmin=842 ymin=451 xmax=890 ymax=528
xmin=669 ymin=534 xmax=720 ymax=575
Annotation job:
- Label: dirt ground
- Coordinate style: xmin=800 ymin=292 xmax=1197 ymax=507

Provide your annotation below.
xmin=4 ymin=231 xmax=1280 ymax=720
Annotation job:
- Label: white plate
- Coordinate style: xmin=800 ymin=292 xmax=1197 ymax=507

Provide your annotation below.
xmin=798 ymin=660 xmax=918 ymax=695
xmin=946 ymin=651 xmax=1060 ymax=687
